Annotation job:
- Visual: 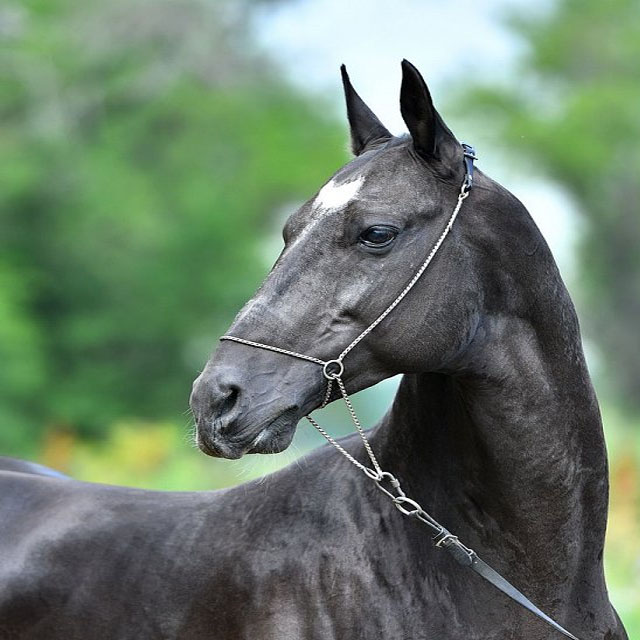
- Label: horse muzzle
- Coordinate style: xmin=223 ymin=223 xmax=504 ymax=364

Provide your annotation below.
xmin=190 ymin=367 xmax=300 ymax=459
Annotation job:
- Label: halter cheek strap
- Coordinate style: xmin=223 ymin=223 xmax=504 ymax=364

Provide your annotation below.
xmin=219 ymin=144 xmax=580 ymax=640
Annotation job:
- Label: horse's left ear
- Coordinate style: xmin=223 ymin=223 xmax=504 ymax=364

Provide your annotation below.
xmin=341 ymin=65 xmax=392 ymax=156
xmin=400 ymin=59 xmax=458 ymax=165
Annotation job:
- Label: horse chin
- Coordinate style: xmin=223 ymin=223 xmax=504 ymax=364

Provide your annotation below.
xmin=196 ymin=436 xmax=245 ymax=460
xmin=196 ymin=407 xmax=299 ymax=459
xmin=247 ymin=408 xmax=299 ymax=455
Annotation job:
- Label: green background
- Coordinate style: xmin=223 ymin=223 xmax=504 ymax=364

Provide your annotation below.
xmin=1 ymin=0 xmax=638 ymax=633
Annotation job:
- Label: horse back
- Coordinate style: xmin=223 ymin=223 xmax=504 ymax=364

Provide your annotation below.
xmin=0 ymin=456 xmax=68 ymax=479
xmin=0 ymin=471 xmax=233 ymax=639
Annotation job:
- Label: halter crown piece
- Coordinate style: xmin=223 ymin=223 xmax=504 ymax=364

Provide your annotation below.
xmin=220 ymin=144 xmax=580 ymax=640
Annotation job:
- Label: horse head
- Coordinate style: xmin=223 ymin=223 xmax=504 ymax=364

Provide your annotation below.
xmin=190 ymin=60 xmax=535 ymax=459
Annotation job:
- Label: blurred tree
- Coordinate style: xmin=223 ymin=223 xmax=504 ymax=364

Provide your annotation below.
xmin=0 ymin=0 xmax=345 ymax=453
xmin=456 ymin=0 xmax=640 ymax=413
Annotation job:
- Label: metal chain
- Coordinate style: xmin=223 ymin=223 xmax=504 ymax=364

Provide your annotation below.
xmin=320 ymin=378 xmax=334 ymax=409
xmin=307 ymin=370 xmax=444 ymax=535
xmin=304 ymin=415 xmax=379 ymax=479
xmin=334 ymin=377 xmax=383 ymax=477
xmin=219 ymin=335 xmax=327 ymax=367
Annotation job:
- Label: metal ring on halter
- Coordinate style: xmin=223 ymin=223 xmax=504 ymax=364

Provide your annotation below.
xmin=322 ymin=359 xmax=344 ymax=380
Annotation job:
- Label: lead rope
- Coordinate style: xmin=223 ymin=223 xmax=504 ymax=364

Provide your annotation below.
xmin=220 ymin=144 xmax=580 ymax=640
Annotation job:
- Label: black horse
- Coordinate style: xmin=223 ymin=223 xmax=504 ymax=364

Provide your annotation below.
xmin=0 ymin=61 xmax=627 ymax=639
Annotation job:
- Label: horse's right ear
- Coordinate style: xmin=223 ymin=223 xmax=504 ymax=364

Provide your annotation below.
xmin=341 ymin=65 xmax=391 ymax=156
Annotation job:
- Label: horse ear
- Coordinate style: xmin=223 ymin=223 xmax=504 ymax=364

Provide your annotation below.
xmin=341 ymin=65 xmax=391 ymax=156
xmin=400 ymin=59 xmax=457 ymax=162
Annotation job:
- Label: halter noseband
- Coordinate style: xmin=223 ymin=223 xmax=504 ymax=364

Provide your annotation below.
xmin=218 ymin=144 xmax=580 ymax=640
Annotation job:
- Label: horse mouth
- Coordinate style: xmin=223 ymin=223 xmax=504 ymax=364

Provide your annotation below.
xmin=247 ymin=407 xmax=299 ymax=454
xmin=196 ymin=435 xmax=244 ymax=460
xmin=196 ymin=406 xmax=299 ymax=459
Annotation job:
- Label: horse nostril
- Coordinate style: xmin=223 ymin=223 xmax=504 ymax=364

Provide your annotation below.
xmin=190 ymin=372 xmax=241 ymax=425
xmin=215 ymin=386 xmax=239 ymax=420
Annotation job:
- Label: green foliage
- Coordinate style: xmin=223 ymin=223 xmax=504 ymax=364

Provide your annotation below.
xmin=601 ymin=404 xmax=640 ymax=637
xmin=0 ymin=0 xmax=346 ymax=452
xmin=455 ymin=0 xmax=640 ymax=414
xmin=1 ymin=1 xmax=637 ymax=632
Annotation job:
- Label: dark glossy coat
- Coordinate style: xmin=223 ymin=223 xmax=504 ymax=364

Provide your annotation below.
xmin=0 ymin=61 xmax=627 ymax=639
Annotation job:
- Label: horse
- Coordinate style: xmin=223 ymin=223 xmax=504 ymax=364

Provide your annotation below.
xmin=0 ymin=60 xmax=627 ymax=639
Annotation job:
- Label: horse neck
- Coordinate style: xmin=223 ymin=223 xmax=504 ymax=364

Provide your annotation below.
xmin=371 ymin=298 xmax=609 ymax=590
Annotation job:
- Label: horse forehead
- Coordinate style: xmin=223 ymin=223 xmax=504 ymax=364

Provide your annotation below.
xmin=312 ymin=148 xmax=418 ymax=214
xmin=313 ymin=175 xmax=365 ymax=212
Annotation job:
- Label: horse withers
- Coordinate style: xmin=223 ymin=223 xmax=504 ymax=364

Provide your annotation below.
xmin=0 ymin=61 xmax=627 ymax=639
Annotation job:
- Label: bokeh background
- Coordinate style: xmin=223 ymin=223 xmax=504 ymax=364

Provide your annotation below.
xmin=1 ymin=0 xmax=638 ymax=631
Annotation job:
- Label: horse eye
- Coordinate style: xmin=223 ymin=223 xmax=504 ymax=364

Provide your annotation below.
xmin=359 ymin=225 xmax=398 ymax=248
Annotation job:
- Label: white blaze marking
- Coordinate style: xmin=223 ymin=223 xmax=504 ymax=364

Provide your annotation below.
xmin=313 ymin=176 xmax=364 ymax=213
xmin=287 ymin=175 xmax=364 ymax=248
